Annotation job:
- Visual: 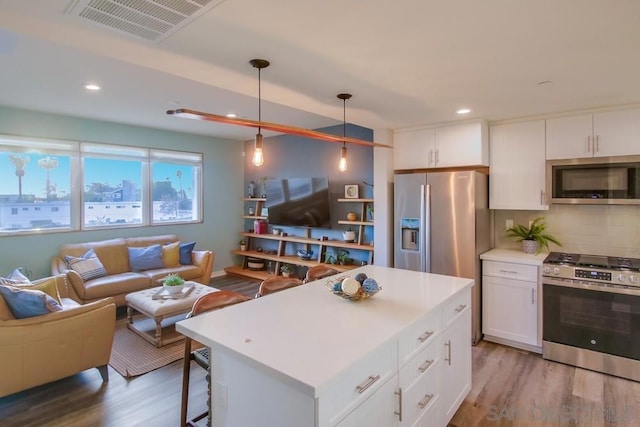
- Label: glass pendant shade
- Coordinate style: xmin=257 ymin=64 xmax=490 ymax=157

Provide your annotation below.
xmin=252 ymin=132 xmax=264 ymax=166
xmin=339 ymin=145 xmax=347 ymax=172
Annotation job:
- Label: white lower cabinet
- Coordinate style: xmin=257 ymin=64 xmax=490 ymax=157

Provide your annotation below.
xmin=336 ymin=375 xmax=399 ymax=427
xmin=482 ymin=260 xmax=541 ymax=351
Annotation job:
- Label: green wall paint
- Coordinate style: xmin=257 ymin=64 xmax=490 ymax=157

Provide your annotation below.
xmin=0 ymin=106 xmax=244 ymax=279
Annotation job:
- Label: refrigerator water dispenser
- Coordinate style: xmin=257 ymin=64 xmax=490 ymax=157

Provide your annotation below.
xmin=401 ymin=218 xmax=420 ymax=250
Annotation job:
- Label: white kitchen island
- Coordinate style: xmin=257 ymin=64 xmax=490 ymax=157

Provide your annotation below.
xmin=176 ymin=265 xmax=473 ymax=427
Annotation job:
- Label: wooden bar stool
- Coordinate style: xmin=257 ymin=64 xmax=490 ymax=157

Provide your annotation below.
xmin=255 ymin=276 xmax=303 ymax=298
xmin=304 ymin=265 xmax=339 ymax=283
xmin=180 ymin=290 xmax=249 ymax=427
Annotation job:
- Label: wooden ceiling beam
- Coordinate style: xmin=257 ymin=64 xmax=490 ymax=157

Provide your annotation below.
xmin=166 ymin=108 xmax=391 ymax=148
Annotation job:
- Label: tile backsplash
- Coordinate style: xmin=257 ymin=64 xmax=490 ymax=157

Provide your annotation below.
xmin=493 ymin=205 xmax=640 ymax=258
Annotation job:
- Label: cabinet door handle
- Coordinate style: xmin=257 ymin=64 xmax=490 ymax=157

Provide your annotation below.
xmin=445 ymin=340 xmax=452 ymax=365
xmin=429 ymin=149 xmax=434 ymax=166
xmin=587 ymin=135 xmax=591 ymax=153
xmin=435 ymin=149 xmax=439 ymax=165
xmin=394 ymin=389 xmax=403 ymax=421
xmin=418 ymin=359 xmax=434 ymax=373
xmin=417 ymin=330 xmax=434 ymax=342
xmin=355 ymin=375 xmax=380 ymax=394
xmin=455 ymin=304 xmax=467 ymax=313
xmin=595 ymin=135 xmax=599 ymax=153
xmin=417 ymin=393 xmax=434 ymax=410
xmin=532 ymin=288 xmax=535 ymax=304
xmin=540 ymin=190 xmax=545 ymax=205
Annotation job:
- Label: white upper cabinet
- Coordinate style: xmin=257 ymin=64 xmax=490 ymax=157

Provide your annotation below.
xmin=393 ymin=127 xmax=436 ymax=169
xmin=546 ymin=109 xmax=640 ymax=159
xmin=489 ymin=120 xmax=548 ymax=210
xmin=393 ymin=121 xmax=488 ymax=170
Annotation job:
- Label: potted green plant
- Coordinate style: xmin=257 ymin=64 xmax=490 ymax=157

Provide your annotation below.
xmin=280 ymin=264 xmax=293 ymax=277
xmin=239 ymin=239 xmax=247 ymax=251
xmin=324 ymin=251 xmax=336 ymax=265
xmin=162 ymin=273 xmax=185 ymax=294
xmin=506 ymin=217 xmax=561 ymax=254
xmin=336 ymin=249 xmax=352 ymax=265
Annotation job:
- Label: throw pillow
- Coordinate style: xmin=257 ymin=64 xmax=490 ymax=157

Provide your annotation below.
xmin=15 ymin=276 xmax=61 ymax=304
xmin=179 ymin=241 xmax=196 ymax=265
xmin=64 ymin=248 xmax=108 ymax=282
xmin=0 ymin=285 xmax=63 ymax=319
xmin=7 ymin=268 xmax=31 ymax=283
xmin=162 ymin=241 xmax=181 ymax=268
xmin=128 ymin=244 xmax=165 ymax=271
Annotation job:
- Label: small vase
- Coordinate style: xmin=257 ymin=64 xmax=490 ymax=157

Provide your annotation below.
xmin=522 ymin=240 xmax=538 ymax=254
xmin=240 ymin=244 xmax=246 ymax=251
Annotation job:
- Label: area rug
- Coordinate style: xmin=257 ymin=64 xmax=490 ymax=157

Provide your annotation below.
xmin=109 ymin=317 xmax=200 ymax=378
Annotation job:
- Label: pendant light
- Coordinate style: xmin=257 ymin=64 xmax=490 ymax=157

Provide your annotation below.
xmin=337 ymin=93 xmax=352 ymax=172
xmin=250 ymin=59 xmax=270 ymax=166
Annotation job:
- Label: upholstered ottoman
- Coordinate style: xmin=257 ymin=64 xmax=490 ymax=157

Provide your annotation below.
xmin=125 ymin=282 xmax=217 ymax=347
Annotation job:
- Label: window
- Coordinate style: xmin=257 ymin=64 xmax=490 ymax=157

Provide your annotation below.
xmin=151 ymin=150 xmax=202 ymax=224
xmin=0 ymin=135 xmax=75 ymax=233
xmin=0 ymin=135 xmax=203 ymax=235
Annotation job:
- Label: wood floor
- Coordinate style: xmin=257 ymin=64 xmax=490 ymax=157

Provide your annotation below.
xmin=2 ymin=275 xmax=639 ymax=426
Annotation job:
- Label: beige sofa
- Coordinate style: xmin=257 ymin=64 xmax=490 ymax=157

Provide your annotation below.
xmin=51 ymin=234 xmax=214 ymax=307
xmin=0 ymin=274 xmax=116 ymax=398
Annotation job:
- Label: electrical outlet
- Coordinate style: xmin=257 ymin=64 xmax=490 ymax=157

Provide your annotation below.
xmin=505 ymin=219 xmax=513 ymax=230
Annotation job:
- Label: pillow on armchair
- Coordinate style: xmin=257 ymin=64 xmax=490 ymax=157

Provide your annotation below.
xmin=0 ymin=285 xmax=63 ymax=319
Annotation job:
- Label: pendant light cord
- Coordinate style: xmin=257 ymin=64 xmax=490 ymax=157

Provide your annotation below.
xmin=342 ymin=97 xmax=346 ymax=148
xmin=258 ymin=67 xmax=262 ymax=133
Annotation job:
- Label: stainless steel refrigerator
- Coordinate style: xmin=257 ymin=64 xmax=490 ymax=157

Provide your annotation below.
xmin=394 ymin=170 xmax=490 ymax=344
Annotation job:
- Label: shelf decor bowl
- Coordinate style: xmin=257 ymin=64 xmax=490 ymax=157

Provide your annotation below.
xmin=325 ymin=275 xmax=381 ymax=301
xmin=297 ymin=249 xmax=314 ymax=260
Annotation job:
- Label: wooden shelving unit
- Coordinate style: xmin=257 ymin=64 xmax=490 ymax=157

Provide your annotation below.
xmin=224 ymin=197 xmax=375 ymax=280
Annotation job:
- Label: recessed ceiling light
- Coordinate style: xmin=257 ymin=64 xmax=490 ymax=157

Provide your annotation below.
xmin=226 ymin=113 xmax=237 ymax=118
xmin=84 ymin=83 xmax=101 ymax=91
xmin=456 ymin=108 xmax=471 ymax=115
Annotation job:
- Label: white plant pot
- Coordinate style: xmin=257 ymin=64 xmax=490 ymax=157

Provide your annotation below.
xmin=342 ymin=231 xmax=356 ymax=242
xmin=522 ymin=240 xmax=538 ymax=254
xmin=240 ymin=244 xmax=247 ymax=251
xmin=163 ymin=283 xmax=184 ymax=294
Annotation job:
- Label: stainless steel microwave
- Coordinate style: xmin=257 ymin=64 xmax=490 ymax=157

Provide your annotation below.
xmin=546 ymin=155 xmax=640 ymax=204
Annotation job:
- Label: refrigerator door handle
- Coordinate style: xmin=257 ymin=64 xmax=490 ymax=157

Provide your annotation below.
xmin=421 ymin=184 xmax=431 ymax=273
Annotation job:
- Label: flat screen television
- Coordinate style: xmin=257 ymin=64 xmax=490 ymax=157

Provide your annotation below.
xmin=265 ymin=177 xmax=332 ymax=228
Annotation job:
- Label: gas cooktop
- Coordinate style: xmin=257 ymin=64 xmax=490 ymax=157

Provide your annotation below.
xmin=544 ymin=252 xmax=640 ymax=271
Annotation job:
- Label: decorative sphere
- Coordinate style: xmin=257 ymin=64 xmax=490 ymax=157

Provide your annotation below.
xmin=354 ymin=273 xmax=368 ymax=284
xmin=347 ymin=212 xmax=357 ymax=221
xmin=341 ymin=277 xmax=361 ymax=296
xmin=362 ymin=278 xmax=379 ymax=293
xmin=332 ymin=282 xmax=342 ymax=292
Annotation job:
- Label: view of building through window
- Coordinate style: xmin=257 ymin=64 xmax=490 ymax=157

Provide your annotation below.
xmin=0 ymin=137 xmax=202 ymax=233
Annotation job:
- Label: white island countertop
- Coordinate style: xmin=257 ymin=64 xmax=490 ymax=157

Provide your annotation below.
xmin=176 ymin=265 xmax=473 ymax=397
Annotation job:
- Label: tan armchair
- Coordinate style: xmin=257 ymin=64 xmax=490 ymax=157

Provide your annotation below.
xmin=0 ymin=274 xmax=116 ymax=398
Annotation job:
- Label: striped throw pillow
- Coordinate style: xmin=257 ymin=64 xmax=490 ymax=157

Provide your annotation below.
xmin=64 ymin=248 xmax=108 ymax=281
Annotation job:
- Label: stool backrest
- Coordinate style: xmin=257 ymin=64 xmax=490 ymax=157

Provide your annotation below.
xmin=256 ymin=277 xmax=303 ymax=298
xmin=187 ymin=290 xmax=249 ymax=318
xmin=304 ymin=265 xmax=340 ymax=283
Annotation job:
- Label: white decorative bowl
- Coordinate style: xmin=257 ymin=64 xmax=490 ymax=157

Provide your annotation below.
xmin=163 ymin=283 xmax=185 ymax=294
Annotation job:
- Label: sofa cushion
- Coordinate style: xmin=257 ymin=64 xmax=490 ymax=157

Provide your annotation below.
xmin=162 ymin=241 xmax=181 ymax=268
xmin=179 ymin=241 xmax=196 ymax=265
xmin=59 ymin=238 xmax=129 ymax=275
xmin=65 ymin=249 xmax=108 ymax=282
xmin=128 ymin=245 xmax=164 ymax=271
xmin=126 ymin=234 xmax=178 ymax=248
xmin=82 ymin=272 xmax=151 ymax=300
xmin=0 ymin=285 xmax=63 ymax=319
xmin=0 ymin=294 xmax=14 ymax=320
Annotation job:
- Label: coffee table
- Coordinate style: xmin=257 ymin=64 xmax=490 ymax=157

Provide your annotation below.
xmin=126 ymin=282 xmax=218 ymax=347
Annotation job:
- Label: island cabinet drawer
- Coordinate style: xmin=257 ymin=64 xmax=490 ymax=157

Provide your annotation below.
xmin=399 ymin=335 xmax=441 ymax=391
xmin=323 ymin=340 xmax=398 ymax=426
xmin=399 ymin=348 xmax=441 ymax=426
xmin=483 ymin=260 xmax=538 ymax=282
xmin=442 ymin=287 xmax=471 ymax=327
xmin=397 ymin=309 xmax=442 ymax=366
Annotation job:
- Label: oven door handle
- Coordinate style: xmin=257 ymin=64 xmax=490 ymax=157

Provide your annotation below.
xmin=543 ymin=277 xmax=640 ymax=296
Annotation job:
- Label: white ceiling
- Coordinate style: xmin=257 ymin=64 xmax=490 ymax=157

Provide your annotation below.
xmin=1 ymin=0 xmax=640 ymax=142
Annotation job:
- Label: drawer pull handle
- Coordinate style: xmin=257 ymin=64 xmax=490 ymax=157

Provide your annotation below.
xmin=417 ymin=393 xmax=434 ymax=410
xmin=498 ymin=269 xmax=518 ymax=274
xmin=454 ymin=304 xmax=467 ymax=313
xmin=418 ymin=359 xmax=434 ymax=373
xmin=445 ymin=340 xmax=452 ymax=365
xmin=356 ymin=375 xmax=380 ymax=394
xmin=394 ymin=389 xmax=403 ymax=421
xmin=417 ymin=330 xmax=434 ymax=342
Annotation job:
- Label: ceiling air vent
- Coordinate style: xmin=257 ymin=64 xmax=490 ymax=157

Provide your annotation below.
xmin=65 ymin=0 xmax=224 ymax=42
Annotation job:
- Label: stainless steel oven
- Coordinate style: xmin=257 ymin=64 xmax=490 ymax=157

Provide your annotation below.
xmin=542 ymin=252 xmax=640 ymax=382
